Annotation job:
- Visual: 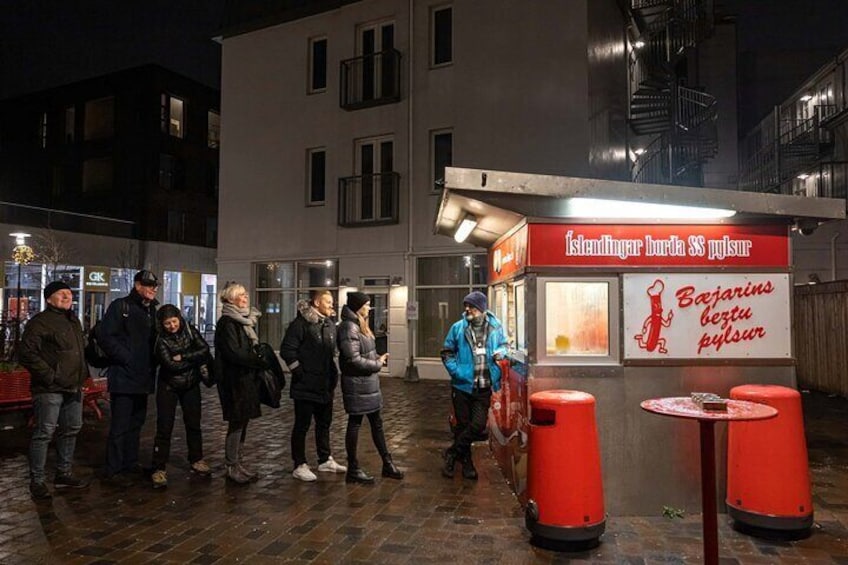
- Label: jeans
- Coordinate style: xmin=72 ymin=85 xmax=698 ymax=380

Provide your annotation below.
xmin=152 ymin=383 xmax=203 ymax=470
xmin=29 ymin=391 xmax=83 ymax=483
xmin=105 ymin=393 xmax=148 ymax=476
xmin=225 ymin=421 xmax=248 ymax=466
xmin=345 ymin=411 xmax=389 ymax=470
xmin=291 ymin=399 xmax=332 ymax=467
xmin=450 ymin=387 xmax=492 ymax=460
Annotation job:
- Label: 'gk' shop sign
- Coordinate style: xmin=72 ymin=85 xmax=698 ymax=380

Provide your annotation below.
xmin=623 ymin=274 xmax=791 ymax=359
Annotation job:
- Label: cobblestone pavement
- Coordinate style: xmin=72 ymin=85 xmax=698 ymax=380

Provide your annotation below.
xmin=0 ymin=379 xmax=846 ymax=564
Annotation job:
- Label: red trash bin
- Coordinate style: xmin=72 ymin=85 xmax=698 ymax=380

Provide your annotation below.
xmin=526 ymin=390 xmax=605 ymax=548
xmin=726 ymin=385 xmax=813 ymax=535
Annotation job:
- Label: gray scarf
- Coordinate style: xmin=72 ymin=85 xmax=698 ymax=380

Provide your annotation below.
xmin=221 ymin=302 xmax=261 ymax=345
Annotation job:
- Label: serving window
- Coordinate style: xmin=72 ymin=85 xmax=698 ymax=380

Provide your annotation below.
xmin=537 ymin=277 xmax=620 ymax=365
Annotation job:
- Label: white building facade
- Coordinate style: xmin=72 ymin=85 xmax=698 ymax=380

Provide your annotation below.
xmin=218 ymin=0 xmax=635 ymax=378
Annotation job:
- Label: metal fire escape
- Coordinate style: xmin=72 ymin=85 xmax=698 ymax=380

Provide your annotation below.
xmin=626 ymin=0 xmax=719 ymax=186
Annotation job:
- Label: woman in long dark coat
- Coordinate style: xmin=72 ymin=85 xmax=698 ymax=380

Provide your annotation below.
xmin=215 ymin=283 xmax=267 ymax=484
xmin=336 ymin=292 xmax=404 ymax=484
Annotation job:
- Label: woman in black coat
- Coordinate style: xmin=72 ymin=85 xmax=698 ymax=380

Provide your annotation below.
xmin=337 ymin=292 xmax=403 ymax=484
xmin=151 ymin=304 xmax=212 ymax=488
xmin=215 ymin=283 xmax=267 ymax=484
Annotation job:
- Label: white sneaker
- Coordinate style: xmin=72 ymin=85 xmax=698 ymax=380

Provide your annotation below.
xmin=292 ymin=464 xmax=317 ymax=482
xmin=317 ymin=456 xmax=347 ymax=473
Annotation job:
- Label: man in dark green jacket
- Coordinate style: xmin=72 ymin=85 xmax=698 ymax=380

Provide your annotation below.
xmin=20 ymin=281 xmax=90 ymax=499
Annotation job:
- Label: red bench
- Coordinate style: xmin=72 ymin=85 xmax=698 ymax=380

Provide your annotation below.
xmin=0 ymin=370 xmax=109 ymax=421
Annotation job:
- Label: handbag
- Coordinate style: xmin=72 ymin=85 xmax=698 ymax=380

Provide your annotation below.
xmin=255 ymin=342 xmax=286 ymax=408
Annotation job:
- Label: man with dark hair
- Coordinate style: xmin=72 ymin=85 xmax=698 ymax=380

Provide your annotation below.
xmin=280 ymin=289 xmax=346 ymax=481
xmin=440 ymin=291 xmax=508 ymax=480
xmin=98 ymin=269 xmax=159 ymax=486
xmin=20 ymin=281 xmax=90 ymax=499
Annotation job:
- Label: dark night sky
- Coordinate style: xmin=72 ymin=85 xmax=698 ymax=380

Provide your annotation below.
xmin=0 ymin=0 xmax=225 ymax=99
xmin=1 ymin=0 xmax=848 ymax=136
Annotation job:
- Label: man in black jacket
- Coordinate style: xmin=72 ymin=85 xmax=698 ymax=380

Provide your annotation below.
xmin=20 ymin=281 xmax=90 ymax=499
xmin=280 ymin=290 xmax=346 ymax=481
xmin=98 ymin=270 xmax=159 ymax=486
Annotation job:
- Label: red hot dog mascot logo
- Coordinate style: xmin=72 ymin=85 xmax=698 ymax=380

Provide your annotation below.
xmin=633 ymin=279 xmax=674 ymax=354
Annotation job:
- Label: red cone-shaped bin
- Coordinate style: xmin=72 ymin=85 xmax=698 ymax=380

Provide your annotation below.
xmin=526 ymin=390 xmax=605 ymax=548
xmin=727 ymin=385 xmax=813 ymax=534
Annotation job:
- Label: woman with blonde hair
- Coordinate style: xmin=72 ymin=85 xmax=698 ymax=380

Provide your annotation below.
xmin=215 ymin=283 xmax=267 ymax=483
xmin=336 ymin=292 xmax=403 ymax=484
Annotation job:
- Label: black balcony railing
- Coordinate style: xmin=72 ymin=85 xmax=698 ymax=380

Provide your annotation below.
xmin=338 ymin=172 xmax=400 ymax=227
xmin=340 ymin=49 xmax=401 ymax=111
xmin=0 ymin=201 xmax=136 ymax=238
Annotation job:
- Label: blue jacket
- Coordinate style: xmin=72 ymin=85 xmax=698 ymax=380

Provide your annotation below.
xmin=99 ymin=290 xmax=158 ymax=394
xmin=441 ymin=312 xmax=508 ymax=393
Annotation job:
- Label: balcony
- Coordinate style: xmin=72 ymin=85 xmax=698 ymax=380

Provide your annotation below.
xmin=340 ymin=49 xmax=402 ymax=111
xmin=338 ymin=172 xmax=400 ymax=227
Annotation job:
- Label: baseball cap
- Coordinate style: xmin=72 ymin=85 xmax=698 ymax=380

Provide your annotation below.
xmin=133 ymin=270 xmax=159 ymax=287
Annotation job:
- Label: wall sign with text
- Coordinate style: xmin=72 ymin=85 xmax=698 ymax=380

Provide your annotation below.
xmin=623 ymin=273 xmax=791 ymax=359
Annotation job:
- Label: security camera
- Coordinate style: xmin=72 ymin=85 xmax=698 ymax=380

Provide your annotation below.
xmin=794 ymin=220 xmax=819 ymax=236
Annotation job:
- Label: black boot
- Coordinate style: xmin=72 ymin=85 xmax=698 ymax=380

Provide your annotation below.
xmin=381 ymin=456 xmax=404 ymax=480
xmin=442 ymin=449 xmax=457 ymax=478
xmin=461 ymin=455 xmax=478 ymax=481
xmin=346 ymin=468 xmax=375 ymax=484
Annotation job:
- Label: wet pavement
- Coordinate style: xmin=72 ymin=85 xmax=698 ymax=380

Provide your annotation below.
xmin=0 ymin=379 xmax=846 ymax=564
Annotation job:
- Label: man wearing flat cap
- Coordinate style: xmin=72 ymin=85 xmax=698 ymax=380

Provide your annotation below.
xmin=440 ymin=290 xmax=508 ymax=480
xmin=98 ymin=269 xmax=160 ymax=486
xmin=20 ymin=281 xmax=90 ymax=499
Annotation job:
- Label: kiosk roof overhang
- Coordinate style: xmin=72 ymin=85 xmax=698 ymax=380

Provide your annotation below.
xmin=435 ymin=167 xmax=846 ymax=247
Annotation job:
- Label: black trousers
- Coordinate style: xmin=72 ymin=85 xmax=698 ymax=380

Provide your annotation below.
xmin=152 ymin=383 xmax=203 ymax=470
xmin=450 ymin=387 xmax=492 ymax=460
xmin=345 ymin=411 xmax=389 ymax=470
xmin=106 ymin=393 xmax=148 ymax=476
xmin=291 ymin=399 xmax=333 ymax=467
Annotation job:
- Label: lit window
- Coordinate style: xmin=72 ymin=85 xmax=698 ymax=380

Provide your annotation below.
xmin=169 ymin=96 xmax=185 ymax=138
xmin=207 ymin=110 xmax=220 ymax=148
xmin=309 ymin=37 xmax=328 ymax=93
xmin=432 ymin=6 xmax=452 ymax=66
xmin=307 ymin=148 xmax=326 ymax=205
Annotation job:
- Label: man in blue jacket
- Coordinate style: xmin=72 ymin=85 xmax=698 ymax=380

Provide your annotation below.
xmin=98 ymin=270 xmax=159 ymax=486
xmin=440 ymin=291 xmax=508 ymax=480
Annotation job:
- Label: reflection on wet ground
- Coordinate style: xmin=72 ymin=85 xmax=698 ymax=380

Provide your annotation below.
xmin=0 ymin=379 xmax=845 ymax=563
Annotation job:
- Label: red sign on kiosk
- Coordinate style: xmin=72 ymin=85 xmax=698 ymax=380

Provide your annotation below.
xmin=523 ymin=224 xmax=788 ymax=269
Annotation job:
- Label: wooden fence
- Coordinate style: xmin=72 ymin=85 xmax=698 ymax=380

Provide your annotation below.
xmin=794 ymin=281 xmax=848 ymax=397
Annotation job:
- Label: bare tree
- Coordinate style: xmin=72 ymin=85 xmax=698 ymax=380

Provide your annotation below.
xmin=34 ymin=229 xmax=75 ymax=280
xmin=114 ymin=242 xmax=139 ymax=294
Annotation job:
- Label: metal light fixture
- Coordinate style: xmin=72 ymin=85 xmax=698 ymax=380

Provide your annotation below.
xmin=800 ymin=94 xmax=813 ymax=102
xmin=453 ymin=214 xmax=478 ymax=243
xmin=9 ymin=232 xmax=33 ymax=358
xmin=633 ymin=39 xmax=646 ymax=49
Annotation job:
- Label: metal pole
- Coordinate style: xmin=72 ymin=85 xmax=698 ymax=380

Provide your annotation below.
xmin=14 ymin=261 xmax=21 ymax=358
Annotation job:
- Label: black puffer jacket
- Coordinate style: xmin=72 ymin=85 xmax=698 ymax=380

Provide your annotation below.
xmin=19 ymin=305 xmax=88 ymax=394
xmin=155 ymin=317 xmax=210 ymax=391
xmin=337 ymin=305 xmax=383 ymax=416
xmin=99 ymin=290 xmax=159 ymax=394
xmin=214 ymin=315 xmax=266 ymax=422
xmin=280 ymin=300 xmax=338 ymax=404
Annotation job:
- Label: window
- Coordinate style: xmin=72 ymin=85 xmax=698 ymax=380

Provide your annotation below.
xmin=84 ymin=97 xmax=114 ymax=140
xmin=537 ymin=277 xmax=620 ymax=365
xmin=161 ymin=93 xmax=185 ymax=138
xmin=432 ymin=129 xmax=452 ymax=191
xmin=309 ymin=37 xmax=327 ymax=93
xmin=158 ymin=154 xmax=184 ymax=190
xmin=207 ymin=110 xmax=220 ymax=148
xmin=205 ymin=217 xmax=217 ymax=248
xmin=64 ymin=106 xmax=75 ymax=143
xmin=356 ymin=136 xmax=394 ymax=219
xmin=167 ymin=210 xmax=186 ymax=242
xmin=416 ymin=254 xmax=487 ymax=357
xmin=82 ymin=157 xmax=113 ymax=192
xmin=307 ymin=148 xmax=326 ymax=205
xmin=431 ymin=6 xmax=452 ymax=66
xmin=40 ymin=112 xmax=48 ymax=148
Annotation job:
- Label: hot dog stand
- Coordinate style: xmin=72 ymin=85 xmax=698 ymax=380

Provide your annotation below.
xmin=434 ymin=167 xmax=845 ymax=515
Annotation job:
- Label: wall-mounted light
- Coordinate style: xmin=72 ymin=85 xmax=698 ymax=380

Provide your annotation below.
xmin=453 ymin=214 xmax=478 ymax=243
xmin=633 ymin=39 xmax=645 ymax=50
xmin=797 ymin=173 xmax=810 ymax=180
xmin=633 ymin=148 xmax=646 ymax=156
xmin=390 ymin=276 xmax=403 ymax=287
xmin=800 ymin=94 xmax=813 ymax=102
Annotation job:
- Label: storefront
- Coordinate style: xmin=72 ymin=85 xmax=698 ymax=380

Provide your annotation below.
xmin=434 ymin=167 xmax=844 ymax=515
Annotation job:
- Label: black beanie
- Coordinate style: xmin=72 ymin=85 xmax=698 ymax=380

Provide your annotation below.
xmin=44 ymin=281 xmax=72 ymax=300
xmin=346 ymin=291 xmax=370 ymax=313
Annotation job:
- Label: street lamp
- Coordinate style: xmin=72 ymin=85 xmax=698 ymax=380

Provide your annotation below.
xmin=9 ymin=232 xmax=33 ymax=358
